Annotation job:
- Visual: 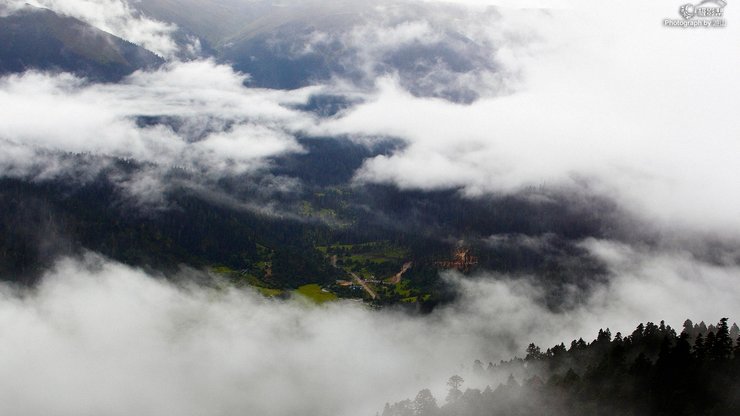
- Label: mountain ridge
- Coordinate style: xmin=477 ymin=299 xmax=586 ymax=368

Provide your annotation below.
xmin=0 ymin=4 xmax=163 ymax=81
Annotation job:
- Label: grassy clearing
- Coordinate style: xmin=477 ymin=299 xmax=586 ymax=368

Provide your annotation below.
xmin=211 ymin=266 xmax=235 ymax=275
xmin=257 ymin=287 xmax=283 ymax=297
xmin=348 ymin=254 xmax=390 ymax=264
xmin=394 ymin=281 xmax=412 ymax=297
xmin=209 ymin=265 xmax=282 ymax=298
xmin=300 ymin=202 xmax=338 ymax=220
xmin=294 ymin=284 xmax=338 ymax=304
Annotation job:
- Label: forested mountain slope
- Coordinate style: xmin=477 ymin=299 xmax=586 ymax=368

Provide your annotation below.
xmin=384 ymin=318 xmax=740 ymax=416
xmin=0 ymin=5 xmax=162 ymax=81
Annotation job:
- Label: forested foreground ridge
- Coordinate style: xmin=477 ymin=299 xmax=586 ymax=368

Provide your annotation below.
xmin=383 ymin=318 xmax=740 ymax=416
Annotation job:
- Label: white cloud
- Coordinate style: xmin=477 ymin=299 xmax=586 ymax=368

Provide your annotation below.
xmin=419 ymin=0 xmax=570 ymax=9
xmin=569 ymin=238 xmax=740 ymax=339
xmin=287 ymin=2 xmax=505 ymax=102
xmin=315 ymin=1 xmax=740 ymax=235
xmin=0 ymin=60 xmax=316 ymax=183
xmin=0 ymin=256 xmax=496 ymax=416
xmin=1 ymin=242 xmax=738 ymax=415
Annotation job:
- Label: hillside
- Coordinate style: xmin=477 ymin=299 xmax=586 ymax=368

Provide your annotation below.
xmin=135 ymin=0 xmax=495 ymax=101
xmin=0 ymin=5 xmax=163 ymax=81
xmin=384 ymin=318 xmax=740 ymax=416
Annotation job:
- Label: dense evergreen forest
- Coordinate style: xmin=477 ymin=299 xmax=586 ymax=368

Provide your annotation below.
xmin=0 ymin=143 xmax=616 ymax=307
xmin=383 ymin=318 xmax=740 ymax=416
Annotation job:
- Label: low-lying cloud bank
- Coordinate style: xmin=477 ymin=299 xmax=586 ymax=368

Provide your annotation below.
xmin=1 ymin=239 xmax=738 ymax=416
xmin=0 ymin=60 xmax=320 ymax=204
xmin=315 ymin=1 xmax=740 ymax=236
xmin=273 ymin=1 xmax=505 ymax=102
xmin=2 ymin=0 xmax=738 ymax=240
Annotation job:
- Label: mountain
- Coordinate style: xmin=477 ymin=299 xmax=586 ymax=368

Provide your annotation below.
xmin=136 ymin=0 xmax=362 ymax=47
xmin=0 ymin=5 xmax=163 ymax=81
xmin=135 ymin=0 xmax=272 ymax=46
xmin=136 ymin=0 xmax=497 ymax=101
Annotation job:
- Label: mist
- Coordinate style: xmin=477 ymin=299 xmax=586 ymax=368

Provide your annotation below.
xmin=4 ymin=0 xmax=737 ymax=237
xmin=314 ymin=1 xmax=740 ymax=236
xmin=0 ymin=59 xmax=322 ymax=209
xmin=1 ymin=238 xmax=738 ymax=416
xmin=1 ymin=1 xmax=738 ymax=414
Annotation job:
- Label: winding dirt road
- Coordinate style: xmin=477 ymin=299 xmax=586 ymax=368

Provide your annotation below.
xmin=388 ymin=261 xmax=413 ymax=285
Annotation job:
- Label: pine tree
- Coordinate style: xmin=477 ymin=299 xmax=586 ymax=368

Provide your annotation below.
xmin=597 ymin=328 xmax=612 ymax=343
xmin=413 ymin=389 xmax=439 ymax=416
xmin=683 ymin=319 xmax=694 ymax=337
xmin=712 ymin=318 xmax=733 ymax=361
xmin=632 ymin=323 xmax=645 ymax=343
xmin=730 ymin=322 xmax=740 ymax=340
xmin=525 ymin=343 xmax=543 ymax=360
xmin=674 ymin=332 xmax=692 ymax=364
xmin=694 ymin=333 xmax=706 ymax=360
xmin=705 ymin=332 xmax=717 ymax=361
xmin=446 ymin=375 xmax=464 ymax=402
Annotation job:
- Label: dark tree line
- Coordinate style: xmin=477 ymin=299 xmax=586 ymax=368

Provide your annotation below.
xmin=383 ymin=318 xmax=740 ymax=416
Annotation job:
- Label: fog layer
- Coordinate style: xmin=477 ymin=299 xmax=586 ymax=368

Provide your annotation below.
xmin=1 ymin=242 xmax=739 ymax=415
